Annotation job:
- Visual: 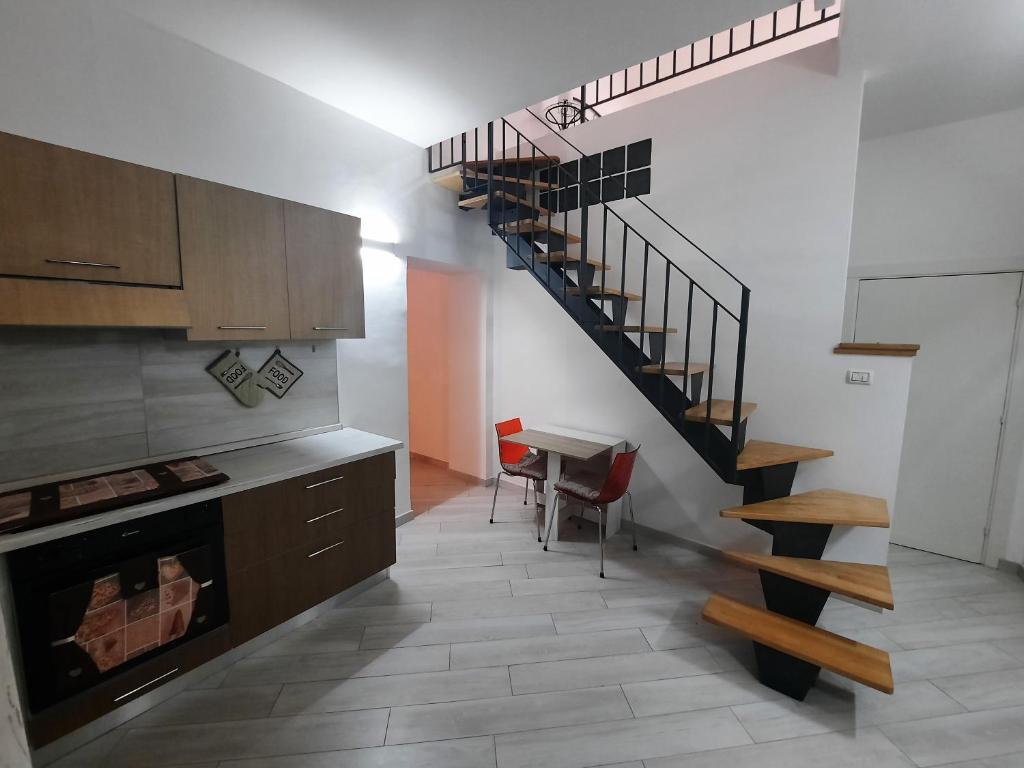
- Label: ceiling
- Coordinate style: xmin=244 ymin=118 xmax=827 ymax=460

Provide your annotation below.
xmin=107 ymin=0 xmax=789 ymax=146
xmin=845 ymin=0 xmax=1024 ymax=140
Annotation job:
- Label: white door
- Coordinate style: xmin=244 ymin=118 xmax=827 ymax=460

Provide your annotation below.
xmin=854 ymin=273 xmax=1021 ymax=562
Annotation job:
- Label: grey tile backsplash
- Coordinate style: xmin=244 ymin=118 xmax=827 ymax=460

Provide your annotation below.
xmin=0 ymin=328 xmax=340 ymax=483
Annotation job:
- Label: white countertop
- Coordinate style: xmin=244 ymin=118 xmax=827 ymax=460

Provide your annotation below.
xmin=0 ymin=428 xmax=403 ymax=554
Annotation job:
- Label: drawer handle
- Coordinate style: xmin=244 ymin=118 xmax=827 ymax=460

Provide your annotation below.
xmin=122 ymin=530 xmax=140 ymax=538
xmin=308 ymin=540 xmax=344 ymax=558
xmin=45 ymin=258 xmax=120 ymax=269
xmin=113 ymin=668 xmax=179 ymax=703
xmin=218 ymin=325 xmax=267 ymax=330
xmin=313 ymin=326 xmax=349 ymax=331
xmin=305 ymin=475 xmax=344 ymax=489
xmin=306 ymin=507 xmax=342 ymax=524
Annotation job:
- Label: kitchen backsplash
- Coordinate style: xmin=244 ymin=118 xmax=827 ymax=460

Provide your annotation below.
xmin=0 ymin=328 xmax=340 ymax=483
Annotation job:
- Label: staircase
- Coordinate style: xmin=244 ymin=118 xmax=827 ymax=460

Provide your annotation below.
xmin=429 ymin=117 xmax=896 ymax=701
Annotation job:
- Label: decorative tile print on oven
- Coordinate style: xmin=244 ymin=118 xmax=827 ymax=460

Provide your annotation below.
xmin=71 ymin=551 xmax=201 ymax=675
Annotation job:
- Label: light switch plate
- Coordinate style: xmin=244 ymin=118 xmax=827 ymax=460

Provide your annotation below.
xmin=847 ymin=369 xmax=873 ymax=385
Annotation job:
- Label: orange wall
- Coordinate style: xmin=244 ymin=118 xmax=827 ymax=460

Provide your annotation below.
xmin=407 ymin=268 xmax=450 ymax=462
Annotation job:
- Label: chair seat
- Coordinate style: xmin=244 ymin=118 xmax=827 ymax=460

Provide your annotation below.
xmin=503 ymin=453 xmax=547 ymax=480
xmin=554 ymin=476 xmax=602 ymax=502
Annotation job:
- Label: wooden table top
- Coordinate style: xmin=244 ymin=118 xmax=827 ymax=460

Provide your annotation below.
xmin=502 ymin=429 xmax=611 ymax=461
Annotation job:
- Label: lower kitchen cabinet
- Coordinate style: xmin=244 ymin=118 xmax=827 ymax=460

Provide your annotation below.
xmin=223 ymin=452 xmax=396 ymax=646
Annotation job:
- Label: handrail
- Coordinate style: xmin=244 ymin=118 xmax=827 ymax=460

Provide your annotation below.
xmin=522 ymin=105 xmax=748 ymax=292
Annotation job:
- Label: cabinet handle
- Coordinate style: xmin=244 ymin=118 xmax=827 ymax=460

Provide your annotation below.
xmin=113 ymin=668 xmax=179 ymax=703
xmin=305 ymin=475 xmax=344 ymax=489
xmin=308 ymin=540 xmax=344 ymax=558
xmin=218 ymin=325 xmax=267 ymax=330
xmin=306 ymin=507 xmax=342 ymax=524
xmin=314 ymin=326 xmax=349 ymax=331
xmin=45 ymin=259 xmax=120 ymax=269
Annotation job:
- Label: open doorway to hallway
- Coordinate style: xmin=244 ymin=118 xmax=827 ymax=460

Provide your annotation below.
xmin=406 ymin=259 xmax=490 ymax=516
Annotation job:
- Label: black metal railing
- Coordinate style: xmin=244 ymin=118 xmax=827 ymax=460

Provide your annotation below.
xmin=576 ymin=0 xmax=840 ymax=113
xmin=481 ymin=118 xmax=751 ymax=476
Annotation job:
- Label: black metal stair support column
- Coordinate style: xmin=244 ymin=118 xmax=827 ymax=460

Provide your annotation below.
xmin=737 ymin=462 xmax=798 ymax=505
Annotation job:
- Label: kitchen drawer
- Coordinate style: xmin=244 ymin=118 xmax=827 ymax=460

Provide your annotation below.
xmin=221 ymin=481 xmax=305 ymax=574
xmin=294 ymin=453 xmax=396 ymax=520
xmin=303 ymin=481 xmax=395 ymax=548
xmin=349 ymin=514 xmax=397 ymax=586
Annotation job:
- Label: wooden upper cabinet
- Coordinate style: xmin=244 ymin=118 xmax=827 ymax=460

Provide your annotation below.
xmin=176 ymin=176 xmax=291 ymax=341
xmin=284 ymin=202 xmax=365 ymax=339
xmin=0 ymin=131 xmax=180 ymax=286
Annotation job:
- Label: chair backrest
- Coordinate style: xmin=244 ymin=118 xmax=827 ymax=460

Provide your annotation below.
xmin=495 ymin=418 xmax=529 ymax=466
xmin=595 ymin=446 xmax=640 ymax=504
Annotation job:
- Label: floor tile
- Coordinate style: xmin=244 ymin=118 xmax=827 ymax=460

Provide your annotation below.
xmin=956 ymin=590 xmax=1024 ymax=616
xmin=450 ymin=628 xmax=650 ymax=669
xmin=391 ymin=551 xmax=503 ymax=571
xmin=361 ymin=614 xmax=555 ymax=648
xmin=345 ymin=578 xmax=512 ymax=607
xmin=932 ymin=667 xmax=1024 ymax=711
xmin=493 ymin=708 xmax=751 ymax=768
xmin=643 ymin=728 xmax=916 ymax=768
xmin=317 ymin=603 xmax=433 ymax=628
xmin=881 ymin=705 xmax=1024 ymax=766
xmin=222 ymin=645 xmax=451 ymax=686
xmin=641 ymin=621 xmax=734 ymax=651
xmin=388 ymin=564 xmax=528 ymax=585
xmin=623 ymin=670 xmax=783 ymax=717
xmin=250 ymin=625 xmax=365 ymax=657
xmin=554 ymin=603 xmax=700 ymax=634
xmin=995 ymin=637 xmax=1024 ymax=662
xmin=510 ymin=647 xmax=720 ymax=694
xmin=272 ymin=666 xmax=511 ymax=715
xmin=430 ymin=590 xmax=606 ymax=621
xmin=108 ymin=709 xmax=389 ymax=766
xmin=127 ymin=685 xmax=282 ymax=727
xmin=386 ymin=685 xmax=632 ymax=744
xmin=731 ymin=680 xmax=963 ymax=742
xmin=216 ymin=735 xmax=496 ymax=767
xmin=880 ymin=612 xmax=1024 ymax=649
xmin=890 ymin=642 xmax=1023 ymax=682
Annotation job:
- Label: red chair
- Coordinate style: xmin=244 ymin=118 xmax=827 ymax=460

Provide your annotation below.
xmin=491 ymin=418 xmax=547 ymax=541
xmin=544 ymin=447 xmax=639 ymax=578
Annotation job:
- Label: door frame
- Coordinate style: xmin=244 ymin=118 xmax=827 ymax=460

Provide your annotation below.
xmin=847 ymin=268 xmax=1024 ymax=565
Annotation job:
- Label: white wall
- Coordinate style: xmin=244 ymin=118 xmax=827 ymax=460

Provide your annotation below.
xmin=846 ymin=106 xmax=1024 ymax=567
xmin=0 ymin=0 xmax=494 ymax=524
xmin=495 ymin=42 xmax=914 ymax=564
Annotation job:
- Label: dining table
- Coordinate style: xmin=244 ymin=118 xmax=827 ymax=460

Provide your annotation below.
xmin=501 ymin=425 xmax=627 ymax=542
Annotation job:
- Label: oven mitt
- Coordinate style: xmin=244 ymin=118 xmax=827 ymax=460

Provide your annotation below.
xmin=206 ymin=350 xmax=264 ymax=408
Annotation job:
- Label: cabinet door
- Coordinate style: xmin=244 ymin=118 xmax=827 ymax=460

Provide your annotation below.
xmin=176 ymin=176 xmax=291 ymax=340
xmin=0 ymin=132 xmax=180 ymax=286
xmin=284 ymin=201 xmax=364 ymax=339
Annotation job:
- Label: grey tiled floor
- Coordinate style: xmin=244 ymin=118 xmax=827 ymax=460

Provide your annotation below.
xmin=52 ymin=461 xmax=1024 ymax=767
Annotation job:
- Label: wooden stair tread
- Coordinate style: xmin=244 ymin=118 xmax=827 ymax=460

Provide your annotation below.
xmin=499 ymin=219 xmax=582 ymax=243
xmin=722 ymin=489 xmax=890 ymax=528
xmin=462 ymin=169 xmax=557 ymax=190
xmin=702 ymin=594 xmax=894 ymax=694
xmin=737 ymin=440 xmax=834 ymax=471
xmin=458 ymin=194 xmax=489 ymax=210
xmin=432 ymin=169 xmax=466 ymax=192
xmin=724 ymin=551 xmax=894 ymax=609
xmin=638 ymin=362 xmax=710 ymax=376
xmin=462 ymin=155 xmax=559 ymax=170
xmin=568 ymin=286 xmax=642 ymax=300
xmin=597 ymin=325 xmax=678 ymax=334
xmin=534 ymin=252 xmax=611 ymax=270
xmin=685 ymin=399 xmax=757 ymax=425
xmin=495 ymin=190 xmax=550 ymax=216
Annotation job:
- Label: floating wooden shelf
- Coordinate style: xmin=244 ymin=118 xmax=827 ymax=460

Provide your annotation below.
xmin=702 ymin=594 xmax=894 ymax=694
xmin=722 ymin=488 xmax=890 ymax=528
xmin=637 ymin=362 xmax=710 ymax=376
xmin=736 ymin=440 xmax=834 ymax=471
xmin=833 ymin=342 xmax=920 ymax=357
xmin=684 ymin=399 xmax=758 ymax=425
xmin=724 ymin=551 xmax=894 ymax=609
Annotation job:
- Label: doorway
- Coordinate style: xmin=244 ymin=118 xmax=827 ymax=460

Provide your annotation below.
xmin=853 ymin=272 xmax=1022 ymax=562
xmin=406 ymin=261 xmax=489 ymax=515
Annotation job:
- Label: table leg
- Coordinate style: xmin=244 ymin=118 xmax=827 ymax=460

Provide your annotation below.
xmin=544 ymin=450 xmax=563 ymax=542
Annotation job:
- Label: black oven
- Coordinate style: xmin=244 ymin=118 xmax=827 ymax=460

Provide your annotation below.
xmin=7 ymin=500 xmax=228 ymax=714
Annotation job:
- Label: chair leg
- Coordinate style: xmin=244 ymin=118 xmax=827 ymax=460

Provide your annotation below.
xmin=543 ymin=492 xmax=560 ymax=551
xmin=596 ymin=504 xmax=605 ymax=578
xmin=533 ymin=480 xmax=542 ymax=542
xmin=523 ymin=482 xmax=529 ymax=505
xmin=626 ymin=490 xmax=637 ymax=551
xmin=490 ymin=471 xmax=504 ymax=524
xmin=578 ymin=500 xmax=584 ymax=530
